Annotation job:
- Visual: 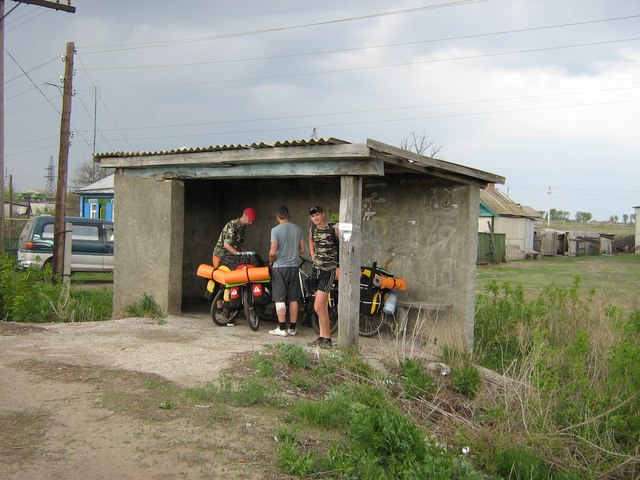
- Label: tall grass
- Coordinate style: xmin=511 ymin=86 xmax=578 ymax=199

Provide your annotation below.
xmin=0 ymin=255 xmax=113 ymax=322
xmin=472 ymin=278 xmax=639 ymax=479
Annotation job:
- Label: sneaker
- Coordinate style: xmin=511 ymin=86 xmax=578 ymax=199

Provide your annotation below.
xmin=320 ymin=338 xmax=333 ymax=348
xmin=287 ymin=329 xmax=297 ymax=336
xmin=269 ymin=328 xmax=288 ymax=337
xmin=307 ymin=337 xmax=332 ymax=347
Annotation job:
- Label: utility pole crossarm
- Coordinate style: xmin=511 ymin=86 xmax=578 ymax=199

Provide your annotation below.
xmin=12 ymin=0 xmax=75 ymax=13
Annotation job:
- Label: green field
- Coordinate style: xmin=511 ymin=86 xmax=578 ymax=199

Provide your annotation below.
xmin=541 ymin=219 xmax=635 ymax=236
xmin=476 ymin=254 xmax=640 ymax=313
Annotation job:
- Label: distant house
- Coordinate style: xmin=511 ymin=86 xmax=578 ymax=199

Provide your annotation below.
xmin=75 ymin=174 xmax=114 ymax=221
xmin=479 ymin=185 xmax=543 ymax=261
xmin=3 ymin=201 xmax=30 ymax=217
xmin=537 ymin=229 xmax=614 ymax=256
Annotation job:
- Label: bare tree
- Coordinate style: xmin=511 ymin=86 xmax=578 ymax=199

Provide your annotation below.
xmin=72 ymin=160 xmax=111 ymax=189
xmin=400 ymin=130 xmax=443 ymax=158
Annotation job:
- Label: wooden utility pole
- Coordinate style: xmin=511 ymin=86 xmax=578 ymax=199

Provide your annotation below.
xmin=53 ymin=41 xmax=74 ymax=278
xmin=0 ymin=1 xmax=75 ymax=255
xmin=1 ymin=0 xmax=5 ymax=253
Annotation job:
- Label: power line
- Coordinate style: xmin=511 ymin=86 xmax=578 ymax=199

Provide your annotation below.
xmin=76 ymin=37 xmax=640 ymax=92
xmin=86 ymin=97 xmax=640 ymax=146
xmin=78 ymin=0 xmax=488 ymax=53
xmin=79 ymin=14 xmax=640 ymax=71
xmin=85 ymin=86 xmax=640 ymax=133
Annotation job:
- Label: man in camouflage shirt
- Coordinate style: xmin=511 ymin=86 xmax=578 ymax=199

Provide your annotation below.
xmin=212 ymin=207 xmax=256 ymax=319
xmin=213 ymin=207 xmax=257 ymax=265
xmin=308 ymin=205 xmax=339 ymax=347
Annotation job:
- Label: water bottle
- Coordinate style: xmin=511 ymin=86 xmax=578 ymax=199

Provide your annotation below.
xmin=382 ymin=290 xmax=398 ymax=315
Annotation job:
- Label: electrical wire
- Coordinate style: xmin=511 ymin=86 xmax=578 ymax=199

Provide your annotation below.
xmin=87 ymin=86 xmax=640 ymax=133
xmin=80 ymin=14 xmax=640 ymax=71
xmin=75 ymin=37 xmax=640 ymax=92
xmin=79 ymin=0 xmax=488 ymax=53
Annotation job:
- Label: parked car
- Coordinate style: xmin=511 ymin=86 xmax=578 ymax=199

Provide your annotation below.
xmin=17 ymin=216 xmax=114 ymax=272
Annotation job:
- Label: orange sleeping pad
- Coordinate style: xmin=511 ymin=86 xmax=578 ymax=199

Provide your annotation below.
xmin=372 ymin=274 xmax=407 ymax=291
xmin=333 ymin=267 xmax=407 ymax=291
xmin=197 ymin=264 xmax=271 ymax=285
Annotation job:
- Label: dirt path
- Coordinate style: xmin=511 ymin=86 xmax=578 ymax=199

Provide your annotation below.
xmin=0 ymin=313 xmax=396 ymax=479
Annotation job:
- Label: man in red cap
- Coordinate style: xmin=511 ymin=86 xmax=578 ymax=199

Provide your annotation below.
xmin=212 ymin=208 xmax=256 ymax=320
xmin=213 ymin=207 xmax=256 ymax=263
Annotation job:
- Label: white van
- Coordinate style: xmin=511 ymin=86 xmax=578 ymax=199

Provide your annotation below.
xmin=17 ymin=216 xmax=114 ymax=272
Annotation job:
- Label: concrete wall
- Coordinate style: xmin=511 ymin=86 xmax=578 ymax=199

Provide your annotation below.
xmin=359 ymin=177 xmax=478 ymax=352
xmin=113 ymin=172 xmax=184 ymax=314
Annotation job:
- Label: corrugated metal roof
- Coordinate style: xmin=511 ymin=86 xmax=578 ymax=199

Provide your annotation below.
xmin=75 ymin=174 xmax=114 ymax=193
xmin=94 ymin=137 xmax=349 ymax=159
xmin=480 ymin=188 xmax=541 ymax=219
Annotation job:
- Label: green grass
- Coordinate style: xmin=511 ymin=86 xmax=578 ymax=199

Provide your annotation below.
xmin=476 ymin=255 xmax=640 ymax=313
xmin=71 ymin=272 xmax=113 ymax=283
xmin=542 ymin=219 xmax=634 ymax=235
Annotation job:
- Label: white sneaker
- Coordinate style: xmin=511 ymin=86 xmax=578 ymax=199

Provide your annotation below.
xmin=269 ymin=328 xmax=288 ymax=337
xmin=287 ymin=329 xmax=297 ymax=336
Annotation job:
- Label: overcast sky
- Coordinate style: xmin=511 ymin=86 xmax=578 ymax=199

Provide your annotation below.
xmin=4 ymin=0 xmax=639 ymax=220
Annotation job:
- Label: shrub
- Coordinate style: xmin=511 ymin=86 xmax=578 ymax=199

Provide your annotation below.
xmin=399 ymin=358 xmax=436 ymax=398
xmin=277 ymin=438 xmax=315 ymax=476
xmin=273 ymin=343 xmax=310 ymax=369
xmin=450 ymin=365 xmax=482 ymax=399
xmin=123 ymin=293 xmax=163 ymax=319
xmin=0 ymin=255 xmax=113 ymax=322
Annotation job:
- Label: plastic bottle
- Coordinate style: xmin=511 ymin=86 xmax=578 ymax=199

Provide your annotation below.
xmin=382 ymin=290 xmax=398 ymax=315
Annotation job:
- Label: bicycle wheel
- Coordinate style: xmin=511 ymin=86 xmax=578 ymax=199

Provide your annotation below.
xmin=243 ymin=287 xmax=260 ymax=331
xmin=210 ymin=288 xmax=239 ymax=326
xmin=359 ymin=312 xmax=385 ymax=337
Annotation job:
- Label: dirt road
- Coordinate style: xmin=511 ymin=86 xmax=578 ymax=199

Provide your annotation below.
xmin=0 ymin=312 xmax=394 ymax=479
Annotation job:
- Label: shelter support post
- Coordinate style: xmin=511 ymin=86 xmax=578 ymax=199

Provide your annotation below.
xmin=337 ymin=175 xmax=362 ymax=347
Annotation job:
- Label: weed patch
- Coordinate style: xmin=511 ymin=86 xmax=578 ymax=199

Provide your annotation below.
xmin=0 ymin=255 xmax=112 ymax=322
xmin=122 ymin=293 xmax=163 ymax=320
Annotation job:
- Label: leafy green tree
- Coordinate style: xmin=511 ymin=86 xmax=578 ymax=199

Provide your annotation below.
xmin=575 ymin=211 xmax=592 ymax=222
xmin=550 ymin=208 xmax=570 ymax=221
xmin=622 ymin=214 xmax=629 ymax=224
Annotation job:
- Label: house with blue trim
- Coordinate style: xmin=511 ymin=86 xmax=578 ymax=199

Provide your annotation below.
xmin=75 ymin=174 xmax=115 ymax=221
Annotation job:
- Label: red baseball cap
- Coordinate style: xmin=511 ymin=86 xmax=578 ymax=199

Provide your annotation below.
xmin=243 ymin=207 xmax=257 ymax=221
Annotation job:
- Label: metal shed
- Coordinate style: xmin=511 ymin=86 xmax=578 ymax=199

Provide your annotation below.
xmin=94 ymin=138 xmax=504 ymax=351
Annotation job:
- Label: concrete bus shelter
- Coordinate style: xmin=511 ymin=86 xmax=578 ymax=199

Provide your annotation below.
xmin=94 ymin=138 xmax=504 ymax=351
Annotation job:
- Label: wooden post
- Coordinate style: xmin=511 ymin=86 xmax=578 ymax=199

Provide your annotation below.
xmin=337 ymin=175 xmax=362 ymax=347
xmin=53 ymin=41 xmax=74 ymax=279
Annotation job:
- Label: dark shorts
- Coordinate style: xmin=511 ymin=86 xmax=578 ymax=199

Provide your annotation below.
xmin=311 ymin=268 xmax=336 ymax=294
xmin=271 ymin=267 xmax=302 ymax=302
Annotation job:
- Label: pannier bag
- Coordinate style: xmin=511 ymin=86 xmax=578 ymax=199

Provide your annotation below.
xmin=223 ymin=286 xmax=243 ymax=311
xmin=360 ymin=267 xmax=383 ymax=315
xmin=221 ymin=252 xmax=264 ymax=271
xmin=250 ymin=282 xmax=272 ymax=306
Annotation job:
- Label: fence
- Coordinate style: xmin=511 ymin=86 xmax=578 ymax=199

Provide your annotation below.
xmin=2 ymin=218 xmax=29 ymax=259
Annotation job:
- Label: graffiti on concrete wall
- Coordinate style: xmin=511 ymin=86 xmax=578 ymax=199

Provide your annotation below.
xmin=361 ymin=180 xmax=469 ymax=295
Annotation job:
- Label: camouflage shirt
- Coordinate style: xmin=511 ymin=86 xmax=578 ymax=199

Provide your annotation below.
xmin=213 ymin=218 xmax=246 ymax=257
xmin=311 ymin=224 xmax=339 ymax=270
